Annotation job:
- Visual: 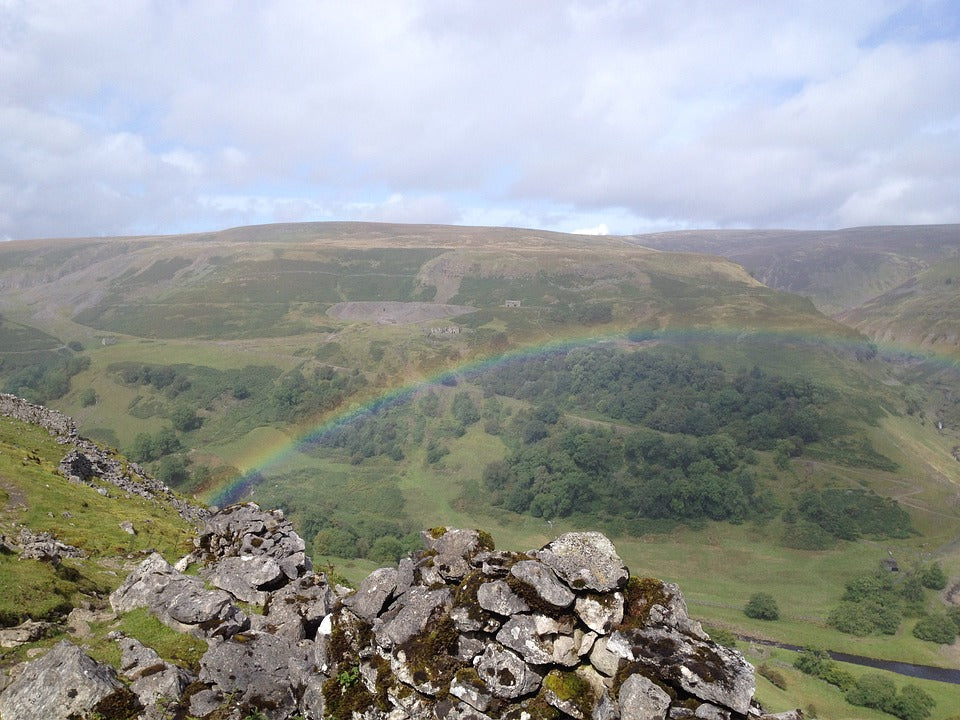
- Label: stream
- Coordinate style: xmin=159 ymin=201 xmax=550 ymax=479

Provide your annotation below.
xmin=737 ymin=636 xmax=960 ymax=685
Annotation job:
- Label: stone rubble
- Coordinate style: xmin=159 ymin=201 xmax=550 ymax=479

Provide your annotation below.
xmin=0 ymin=501 xmax=800 ymax=720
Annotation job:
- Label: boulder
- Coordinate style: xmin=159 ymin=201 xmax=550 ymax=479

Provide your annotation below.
xmin=477 ymin=579 xmax=530 ymax=615
xmin=509 ymin=559 xmax=575 ymax=609
xmin=619 ymin=672 xmax=672 ymax=720
xmin=474 ymin=644 xmax=544 ymax=699
xmin=536 ymin=531 xmax=628 ymax=592
xmin=110 ymin=552 xmax=248 ymax=639
xmin=199 ymin=632 xmax=313 ymax=720
xmin=0 ymin=641 xmax=140 ymax=720
xmin=342 ymin=566 xmax=398 ymax=622
xmin=118 ymin=637 xmax=194 ymax=707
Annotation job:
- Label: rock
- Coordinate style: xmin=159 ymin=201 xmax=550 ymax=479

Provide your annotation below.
xmin=449 ymin=670 xmax=494 ymax=712
xmin=589 ymin=635 xmax=622 ymax=677
xmin=695 ymin=702 xmax=731 ymax=719
xmin=575 ymin=591 xmax=624 ymax=634
xmin=0 ymin=619 xmax=54 ymax=648
xmin=477 ymin=579 xmax=530 ymax=615
xmin=509 ymin=559 xmax=575 ymax=609
xmin=608 ymin=625 xmax=755 ymax=716
xmin=343 ymin=566 xmax=399 ymax=622
xmin=474 ymin=644 xmax=544 ymax=699
xmin=199 ymin=632 xmax=313 ymax=720
xmin=536 ymin=531 xmax=629 ymax=592
xmin=205 ymin=554 xmax=286 ymax=604
xmin=110 ymin=552 xmax=248 ymax=639
xmin=118 ymin=637 xmax=194 ymax=707
xmin=619 ymin=672 xmax=672 ymax=720
xmin=423 ymin=528 xmax=489 ymax=581
xmin=119 ymin=520 xmax=137 ymax=535
xmin=261 ymin=573 xmax=335 ymax=639
xmin=0 ymin=641 xmax=140 ymax=720
xmin=16 ymin=528 xmax=85 ymax=562
xmin=376 ymin=586 xmax=452 ymax=648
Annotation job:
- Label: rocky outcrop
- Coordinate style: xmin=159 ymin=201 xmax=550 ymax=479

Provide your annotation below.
xmin=0 ymin=392 xmax=208 ymax=525
xmin=0 ymin=393 xmax=77 ymax=441
xmin=0 ymin=640 xmax=140 ymax=720
xmin=0 ymin=506 xmax=786 ymax=719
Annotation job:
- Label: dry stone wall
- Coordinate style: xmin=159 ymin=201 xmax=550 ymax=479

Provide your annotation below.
xmin=0 ymin=502 xmax=800 ymax=720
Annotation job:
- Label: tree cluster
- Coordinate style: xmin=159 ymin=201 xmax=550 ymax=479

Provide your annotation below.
xmin=794 ymin=649 xmax=935 ymax=720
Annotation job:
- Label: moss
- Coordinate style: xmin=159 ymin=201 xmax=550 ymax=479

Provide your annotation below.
xmin=428 ymin=526 xmax=448 ymax=539
xmin=87 ymin=687 xmax=142 ymax=719
xmin=397 ymin=611 xmax=464 ymax=693
xmin=618 ymin=576 xmax=671 ymax=629
xmin=543 ymin=669 xmax=597 ymax=718
xmin=505 ymin=573 xmax=566 ymax=615
xmin=322 ymin=673 xmax=376 ymax=718
xmin=475 ymin=529 xmax=495 ymax=552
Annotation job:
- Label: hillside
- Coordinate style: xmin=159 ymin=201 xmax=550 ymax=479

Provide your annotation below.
xmin=629 ymin=224 xmax=960 ymax=316
xmin=2 ymin=223 xmax=960 ymax=715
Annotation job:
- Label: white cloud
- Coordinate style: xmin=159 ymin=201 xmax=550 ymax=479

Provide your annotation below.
xmin=572 ymin=223 xmax=609 ymax=236
xmin=0 ymin=1 xmax=958 ymax=239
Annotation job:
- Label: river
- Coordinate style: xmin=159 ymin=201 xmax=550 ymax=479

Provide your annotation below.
xmin=738 ymin=636 xmax=960 ymax=685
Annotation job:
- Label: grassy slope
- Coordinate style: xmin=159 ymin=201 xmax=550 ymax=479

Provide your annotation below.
xmin=0 ymin=417 xmax=195 ymax=626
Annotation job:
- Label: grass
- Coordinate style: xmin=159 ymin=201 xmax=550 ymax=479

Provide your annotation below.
xmin=0 ymin=417 xmax=196 ymax=628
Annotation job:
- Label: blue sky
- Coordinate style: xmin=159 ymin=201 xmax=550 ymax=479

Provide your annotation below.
xmin=1 ymin=0 xmax=959 ymax=240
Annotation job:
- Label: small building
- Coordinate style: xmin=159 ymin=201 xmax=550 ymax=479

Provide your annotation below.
xmin=505 ymin=300 xmax=521 ymax=308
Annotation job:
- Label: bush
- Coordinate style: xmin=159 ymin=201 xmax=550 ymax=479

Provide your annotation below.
xmin=919 ymin=562 xmax=947 ymax=591
xmin=912 ymin=614 xmax=957 ymax=644
xmin=846 ymin=673 xmax=897 ymax=710
xmin=757 ymin=663 xmax=787 ymax=690
xmin=744 ymin=592 xmax=780 ymax=620
xmin=78 ymin=388 xmax=97 ymax=407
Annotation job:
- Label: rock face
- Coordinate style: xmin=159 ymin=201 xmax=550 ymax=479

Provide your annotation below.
xmin=0 ymin=508 xmax=773 ymax=719
xmin=0 ymin=641 xmax=139 ymax=720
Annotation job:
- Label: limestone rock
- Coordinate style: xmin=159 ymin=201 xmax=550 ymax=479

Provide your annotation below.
xmin=536 ymin=531 xmax=628 ymax=592
xmin=199 ymin=632 xmax=313 ymax=720
xmin=0 ymin=619 xmax=54 ymax=648
xmin=477 ymin=579 xmax=529 ymax=615
xmin=0 ymin=641 xmax=139 ymax=720
xmin=110 ymin=552 xmax=248 ymax=639
xmin=509 ymin=559 xmax=575 ymax=608
xmin=608 ymin=625 xmax=755 ymax=716
xmin=118 ymin=637 xmax=194 ymax=707
xmin=575 ymin=591 xmax=625 ymax=634
xmin=343 ymin=566 xmax=398 ymax=622
xmin=619 ymin=673 xmax=672 ymax=720
xmin=474 ymin=644 xmax=544 ymax=699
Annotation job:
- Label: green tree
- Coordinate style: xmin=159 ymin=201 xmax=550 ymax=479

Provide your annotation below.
xmin=78 ymin=388 xmax=97 ymax=407
xmin=919 ymin=562 xmax=947 ymax=591
xmin=171 ymin=405 xmax=201 ymax=432
xmin=451 ymin=391 xmax=480 ymax=426
xmin=912 ymin=614 xmax=957 ymax=644
xmin=887 ymin=685 xmax=936 ymax=720
xmin=744 ymin=592 xmax=780 ymax=620
xmin=845 ymin=673 xmax=897 ymax=710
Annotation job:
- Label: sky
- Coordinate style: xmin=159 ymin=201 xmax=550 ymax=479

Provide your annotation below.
xmin=1 ymin=1 xmax=959 ymax=241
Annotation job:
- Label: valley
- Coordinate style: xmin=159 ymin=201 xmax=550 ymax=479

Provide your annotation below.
xmin=2 ymin=221 xmax=960 ymax=718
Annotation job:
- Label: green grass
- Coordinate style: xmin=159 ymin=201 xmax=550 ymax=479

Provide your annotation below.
xmin=0 ymin=417 xmax=196 ymax=628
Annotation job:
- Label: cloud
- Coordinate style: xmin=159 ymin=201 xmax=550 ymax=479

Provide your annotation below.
xmin=0 ymin=1 xmax=958 ymax=239
xmin=572 ymin=223 xmax=609 ymax=236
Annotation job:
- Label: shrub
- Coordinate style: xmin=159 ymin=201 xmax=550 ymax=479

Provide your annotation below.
xmin=912 ymin=614 xmax=957 ymax=644
xmin=919 ymin=562 xmax=947 ymax=591
xmin=78 ymin=388 xmax=97 ymax=407
xmin=846 ymin=673 xmax=897 ymax=710
xmin=744 ymin=592 xmax=780 ymax=620
xmin=757 ymin=663 xmax=787 ymax=690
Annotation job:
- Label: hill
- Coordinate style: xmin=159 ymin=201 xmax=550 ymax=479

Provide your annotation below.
xmin=1 ymin=222 xmax=960 ymax=717
xmin=628 ymin=224 xmax=960 ymax=317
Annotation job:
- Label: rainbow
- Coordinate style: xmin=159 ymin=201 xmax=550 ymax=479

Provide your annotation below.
xmin=209 ymin=325 xmax=959 ymax=507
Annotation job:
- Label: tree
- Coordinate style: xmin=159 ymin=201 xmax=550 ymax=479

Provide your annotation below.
xmin=912 ymin=614 xmax=957 ymax=644
xmin=919 ymin=562 xmax=947 ymax=591
xmin=845 ymin=673 xmax=897 ymax=710
xmin=744 ymin=592 xmax=780 ymax=620
xmin=78 ymin=388 xmax=97 ymax=407
xmin=171 ymin=405 xmax=201 ymax=432
xmin=887 ymin=685 xmax=936 ymax=720
xmin=451 ymin=391 xmax=480 ymax=426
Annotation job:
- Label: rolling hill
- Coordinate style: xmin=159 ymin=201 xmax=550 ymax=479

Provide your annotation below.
xmin=1 ymin=222 xmax=960 ymax=718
